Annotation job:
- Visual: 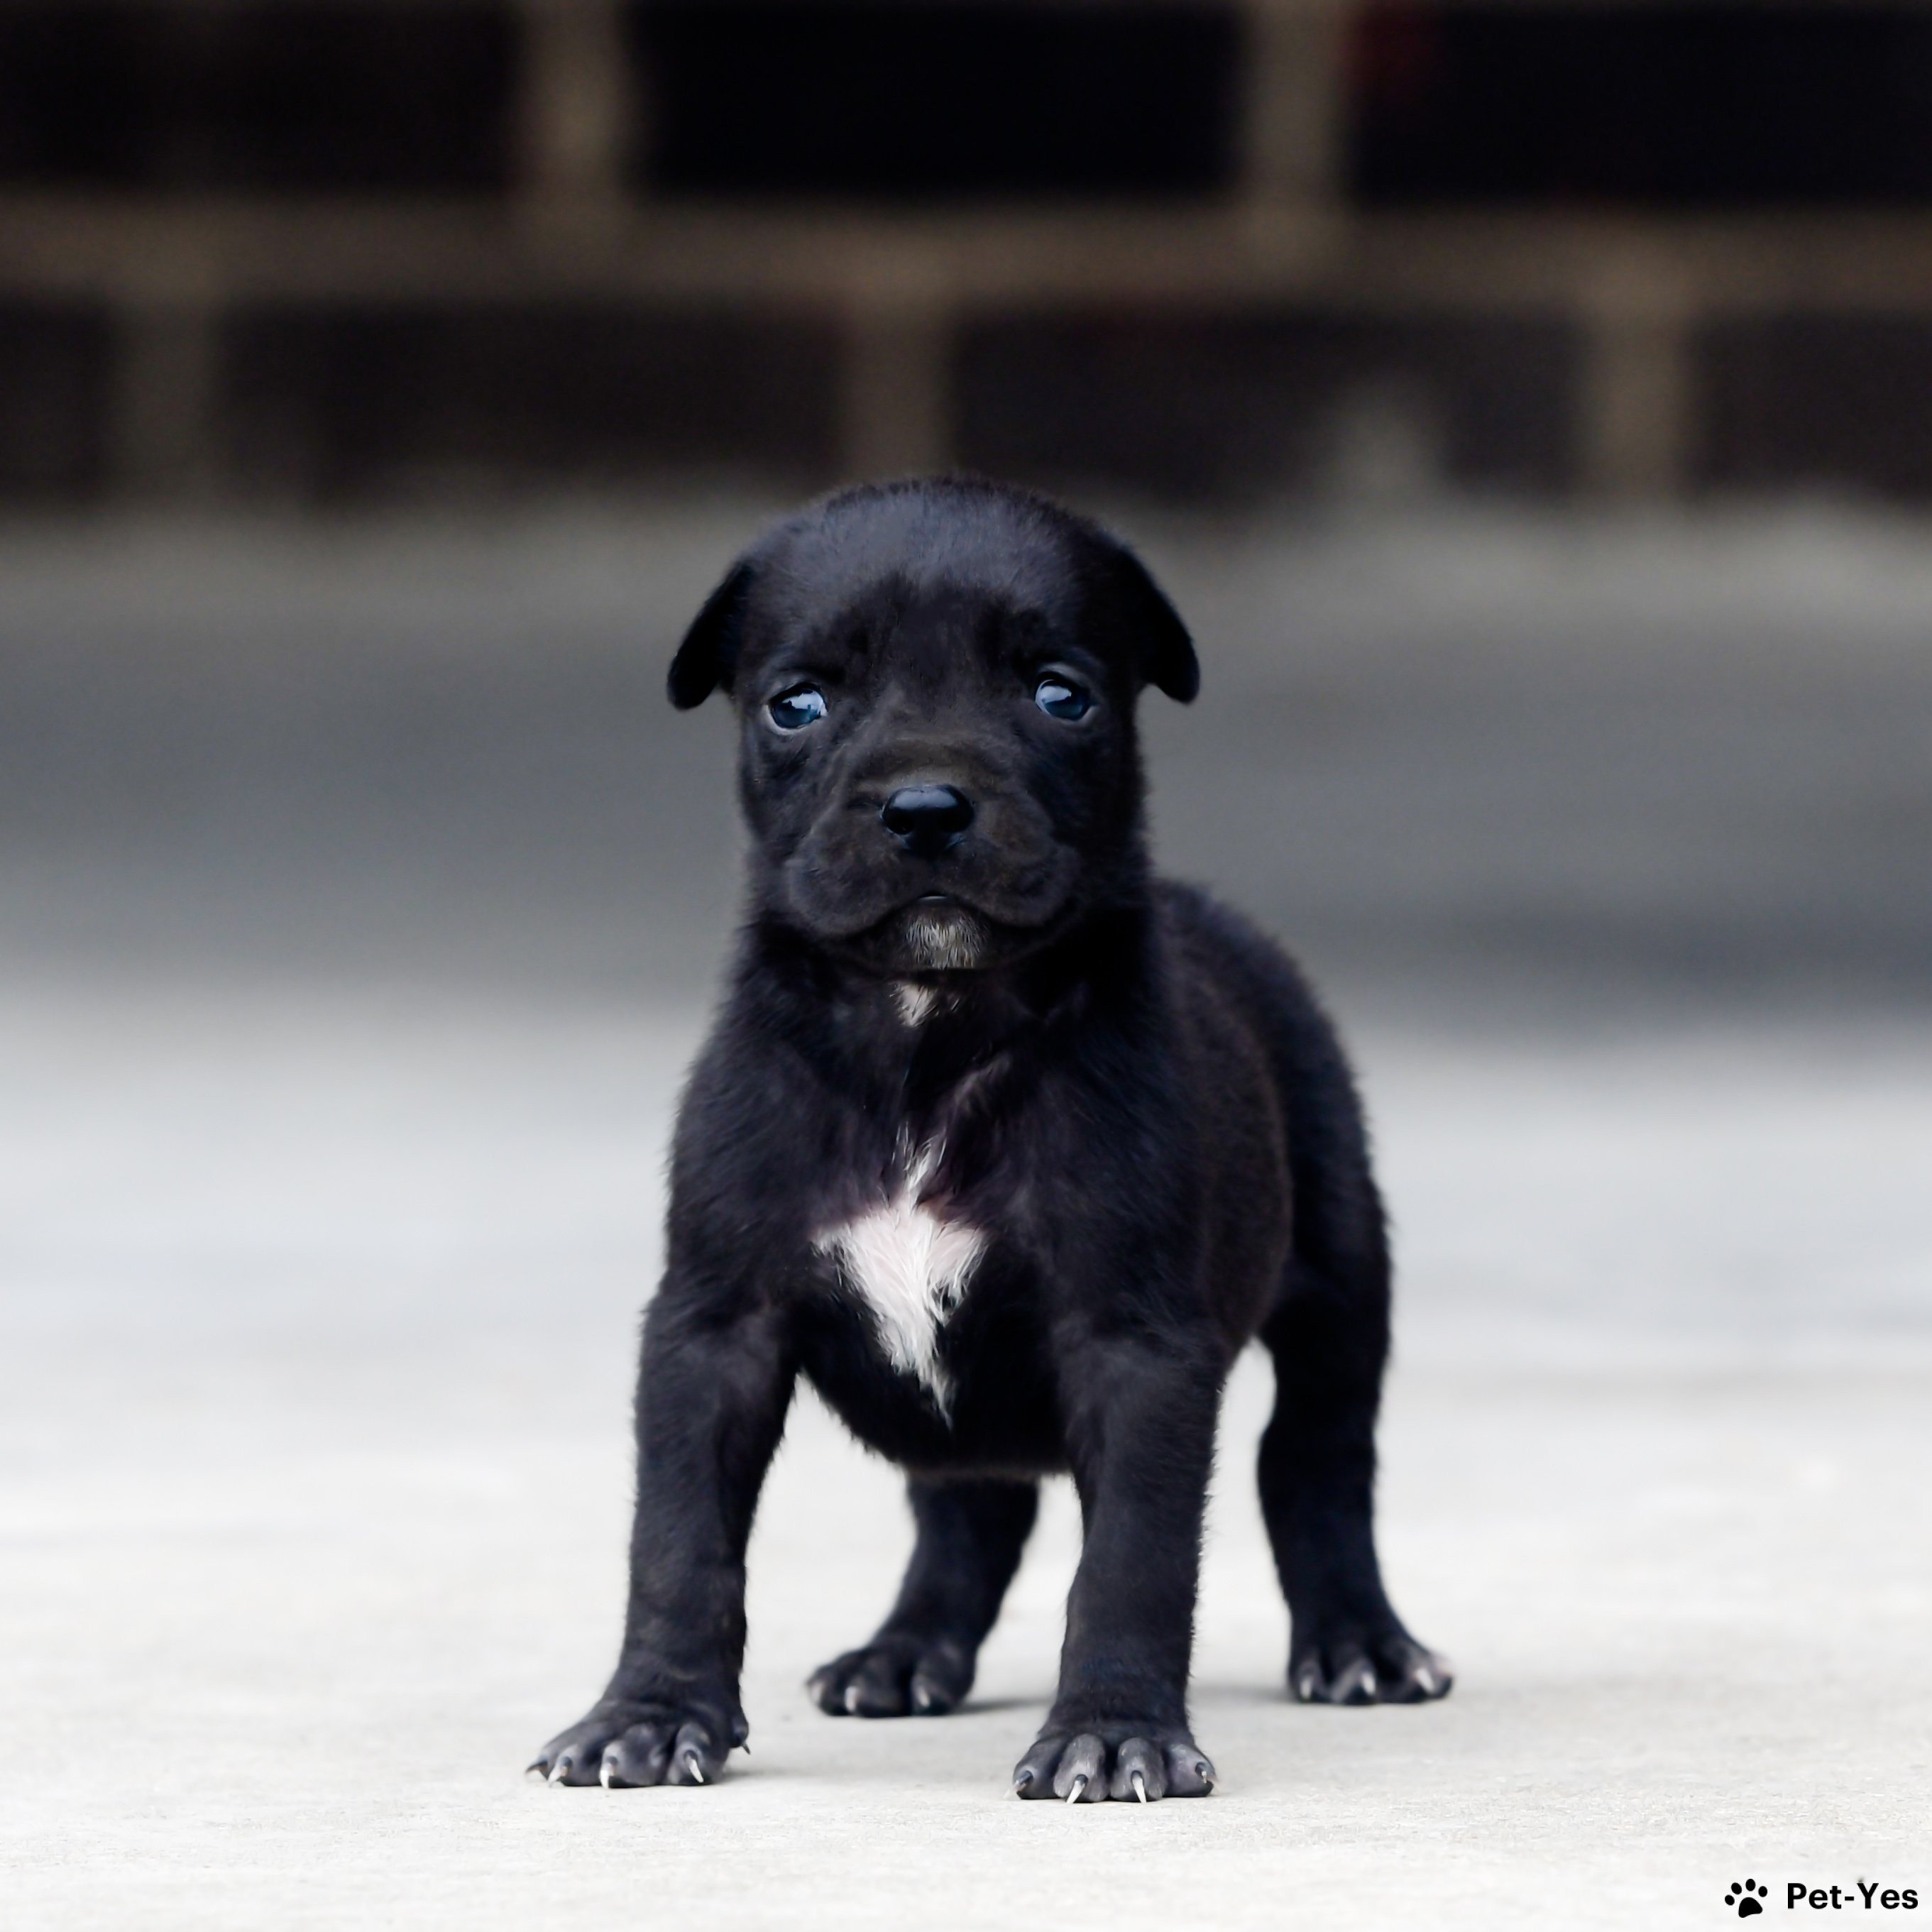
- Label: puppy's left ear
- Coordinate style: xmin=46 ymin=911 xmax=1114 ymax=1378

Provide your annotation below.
xmin=667 ymin=560 xmax=754 ymax=710
xmin=1097 ymin=537 xmax=1200 ymax=703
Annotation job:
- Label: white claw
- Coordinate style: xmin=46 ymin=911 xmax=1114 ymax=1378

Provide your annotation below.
xmin=1131 ymin=1771 xmax=1148 ymax=1804
xmin=912 ymin=1682 xmax=933 ymax=1713
xmin=548 ymin=1761 xmax=569 ymax=1785
xmin=1065 ymin=1774 xmax=1087 ymax=1804
xmin=844 ymin=1683 xmax=862 ymax=1714
xmin=684 ymin=1750 xmax=706 ymax=1784
xmin=1415 ymin=1665 xmax=1438 ymax=1695
xmin=599 ymin=1757 xmax=615 ymax=1789
xmin=1360 ymin=1669 xmax=1378 ymax=1698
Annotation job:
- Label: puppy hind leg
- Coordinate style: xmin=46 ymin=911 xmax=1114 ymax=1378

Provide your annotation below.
xmin=1258 ymin=1265 xmax=1452 ymax=1706
xmin=809 ymin=1477 xmax=1038 ymax=1718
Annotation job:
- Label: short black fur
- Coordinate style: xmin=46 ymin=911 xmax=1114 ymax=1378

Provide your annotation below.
xmin=531 ymin=478 xmax=1449 ymax=1803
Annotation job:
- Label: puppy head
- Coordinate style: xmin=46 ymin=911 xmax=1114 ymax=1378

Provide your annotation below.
xmin=669 ymin=478 xmax=1197 ymax=975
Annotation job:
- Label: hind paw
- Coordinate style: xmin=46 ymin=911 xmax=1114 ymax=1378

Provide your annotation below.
xmin=1290 ymin=1627 xmax=1453 ymax=1706
xmin=808 ymin=1632 xmax=975 ymax=1717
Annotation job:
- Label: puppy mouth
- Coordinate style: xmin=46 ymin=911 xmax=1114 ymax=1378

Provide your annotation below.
xmin=896 ymin=886 xmax=977 ymax=921
xmin=791 ymin=880 xmax=1072 ymax=974
xmin=776 ymin=826 xmax=1085 ymax=965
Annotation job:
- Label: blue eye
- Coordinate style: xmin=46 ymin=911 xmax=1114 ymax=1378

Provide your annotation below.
xmin=769 ymin=684 xmax=827 ymax=731
xmin=1033 ymin=676 xmax=1091 ymax=722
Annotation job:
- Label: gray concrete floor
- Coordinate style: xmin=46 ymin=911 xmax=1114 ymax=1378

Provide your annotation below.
xmin=2 ymin=507 xmax=1928 ymax=1926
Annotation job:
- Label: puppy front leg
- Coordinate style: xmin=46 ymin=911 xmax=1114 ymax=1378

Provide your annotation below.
xmin=531 ymin=1289 xmax=793 ymax=1789
xmin=1014 ymin=1336 xmax=1222 ymax=1804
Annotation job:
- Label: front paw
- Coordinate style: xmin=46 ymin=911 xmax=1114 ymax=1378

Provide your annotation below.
xmin=528 ymin=1695 xmax=746 ymax=1789
xmin=808 ymin=1631 xmax=975 ymax=1717
xmin=1290 ymin=1620 xmax=1453 ymax=1706
xmin=1011 ymin=1724 xmax=1215 ymax=1804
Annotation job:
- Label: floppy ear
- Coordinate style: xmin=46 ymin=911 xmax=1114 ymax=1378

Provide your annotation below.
xmin=666 ymin=561 xmax=754 ymax=710
xmin=1097 ymin=537 xmax=1200 ymax=703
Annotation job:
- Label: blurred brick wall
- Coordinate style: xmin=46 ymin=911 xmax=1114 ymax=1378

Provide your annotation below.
xmin=5 ymin=0 xmax=1932 ymax=507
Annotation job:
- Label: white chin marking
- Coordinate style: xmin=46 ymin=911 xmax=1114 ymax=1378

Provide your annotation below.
xmin=893 ymin=981 xmax=937 ymax=1027
xmin=814 ymin=1140 xmax=985 ymax=1412
xmin=905 ymin=909 xmax=982 ymax=970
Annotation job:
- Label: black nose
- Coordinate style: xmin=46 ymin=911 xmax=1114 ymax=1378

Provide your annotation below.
xmin=881 ymin=784 xmax=975 ymax=859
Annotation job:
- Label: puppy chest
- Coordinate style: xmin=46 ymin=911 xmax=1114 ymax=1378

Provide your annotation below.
xmin=813 ymin=1169 xmax=987 ymax=1410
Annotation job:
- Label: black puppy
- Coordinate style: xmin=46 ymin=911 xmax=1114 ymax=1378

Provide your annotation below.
xmin=531 ymin=478 xmax=1449 ymax=1804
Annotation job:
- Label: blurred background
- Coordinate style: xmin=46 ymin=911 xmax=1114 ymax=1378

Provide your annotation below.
xmin=1 ymin=0 xmax=1931 ymax=1003
xmin=11 ymin=0 xmax=1932 ymax=507
xmin=4 ymin=6 xmax=1931 ymax=1926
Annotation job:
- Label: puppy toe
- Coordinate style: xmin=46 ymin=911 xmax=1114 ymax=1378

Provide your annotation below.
xmin=1053 ymin=1735 xmax=1108 ymax=1803
xmin=1011 ymin=1733 xmax=1067 ymax=1799
xmin=1325 ymin=1650 xmax=1379 ymax=1705
xmin=663 ymin=1721 xmax=723 ymax=1785
xmin=1161 ymin=1740 xmax=1216 ymax=1797
xmin=599 ymin=1725 xmax=674 ymax=1789
xmin=845 ymin=1659 xmax=911 ymax=1718
xmin=533 ymin=1728 xmax=610 ymax=1786
xmin=1108 ymin=1738 xmax=1166 ymax=1803
xmin=1378 ymin=1639 xmax=1455 ymax=1703
xmin=906 ymin=1638 xmax=972 ymax=1716
xmin=808 ymin=1649 xmax=894 ymax=1716
xmin=909 ymin=1667 xmax=960 ymax=1716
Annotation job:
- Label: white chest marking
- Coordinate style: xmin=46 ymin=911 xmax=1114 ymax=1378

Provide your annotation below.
xmin=892 ymin=981 xmax=936 ymax=1027
xmin=813 ymin=1141 xmax=986 ymax=1411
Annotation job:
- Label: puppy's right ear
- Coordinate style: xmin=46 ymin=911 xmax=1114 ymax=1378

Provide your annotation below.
xmin=667 ymin=561 xmax=754 ymax=710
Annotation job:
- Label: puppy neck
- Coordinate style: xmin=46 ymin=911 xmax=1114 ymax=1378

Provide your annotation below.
xmin=740 ymin=904 xmax=1147 ymax=1094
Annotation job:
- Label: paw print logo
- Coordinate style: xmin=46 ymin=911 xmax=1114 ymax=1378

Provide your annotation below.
xmin=1725 ymin=1879 xmax=1769 ymax=1918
